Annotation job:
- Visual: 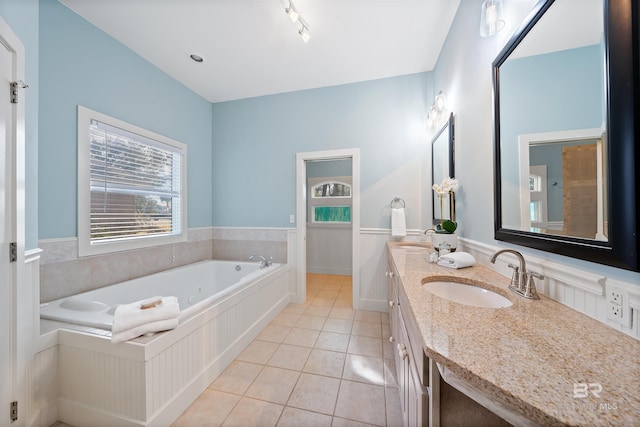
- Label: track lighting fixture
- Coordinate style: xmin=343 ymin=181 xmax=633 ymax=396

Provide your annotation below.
xmin=298 ymin=24 xmax=311 ymax=43
xmin=285 ymin=2 xmax=299 ymax=23
xmin=284 ymin=0 xmax=310 ymax=42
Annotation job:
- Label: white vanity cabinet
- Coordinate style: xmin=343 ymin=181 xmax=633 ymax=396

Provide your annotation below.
xmin=387 ymin=257 xmax=428 ymax=426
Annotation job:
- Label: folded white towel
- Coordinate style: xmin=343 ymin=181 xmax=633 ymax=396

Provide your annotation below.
xmin=437 ymin=252 xmax=476 ymax=269
xmin=111 ymin=317 xmax=179 ymax=343
xmin=111 ymin=296 xmax=179 ymax=334
xmin=391 ymin=208 xmax=407 ymax=237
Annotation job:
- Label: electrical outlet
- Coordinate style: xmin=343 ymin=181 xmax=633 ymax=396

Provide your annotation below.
xmin=609 ymin=288 xmax=622 ymax=305
xmin=606 ymin=285 xmax=632 ymax=328
xmin=609 ymin=303 xmax=622 ymax=320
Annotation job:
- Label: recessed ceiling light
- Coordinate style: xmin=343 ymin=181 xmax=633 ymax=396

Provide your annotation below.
xmin=190 ymin=54 xmax=204 ymax=63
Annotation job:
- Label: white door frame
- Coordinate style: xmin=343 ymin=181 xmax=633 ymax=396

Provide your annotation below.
xmin=0 ymin=15 xmax=26 ymax=425
xmin=296 ymin=149 xmax=360 ymax=308
xmin=517 ymin=126 xmax=603 ymax=231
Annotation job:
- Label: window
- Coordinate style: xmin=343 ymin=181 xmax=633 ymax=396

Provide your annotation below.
xmin=78 ymin=106 xmax=187 ymax=256
xmin=308 ymin=179 xmax=352 ymax=224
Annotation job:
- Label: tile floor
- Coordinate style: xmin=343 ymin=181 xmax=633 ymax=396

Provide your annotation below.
xmin=172 ymin=273 xmax=402 ymax=427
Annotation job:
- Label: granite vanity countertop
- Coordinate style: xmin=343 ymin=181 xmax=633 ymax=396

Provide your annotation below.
xmin=387 ymin=242 xmax=640 ymax=426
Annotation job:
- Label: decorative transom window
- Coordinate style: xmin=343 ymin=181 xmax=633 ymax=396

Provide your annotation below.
xmin=77 ymin=106 xmax=187 ymax=256
xmin=309 ymin=180 xmax=352 ymax=224
xmin=312 ymin=181 xmax=351 ymax=198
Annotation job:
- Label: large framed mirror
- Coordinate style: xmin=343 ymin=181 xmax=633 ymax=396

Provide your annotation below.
xmin=493 ymin=0 xmax=639 ymax=271
xmin=432 ymin=113 xmax=455 ymax=224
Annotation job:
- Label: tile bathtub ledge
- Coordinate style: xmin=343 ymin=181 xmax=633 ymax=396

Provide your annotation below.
xmin=387 ymin=242 xmax=640 ymax=426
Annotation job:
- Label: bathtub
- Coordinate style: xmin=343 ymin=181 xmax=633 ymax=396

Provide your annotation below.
xmin=40 ymin=260 xmax=276 ymax=330
xmin=43 ymin=259 xmax=290 ymax=427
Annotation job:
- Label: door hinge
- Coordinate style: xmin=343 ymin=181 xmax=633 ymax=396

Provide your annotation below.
xmin=10 ymin=401 xmax=17 ymax=422
xmin=10 ymin=80 xmax=28 ymax=104
xmin=9 ymin=242 xmax=17 ymax=262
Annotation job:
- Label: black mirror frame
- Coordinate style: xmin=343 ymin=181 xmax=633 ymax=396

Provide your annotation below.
xmin=432 ymin=113 xmax=455 ymax=225
xmin=492 ymin=0 xmax=640 ymax=271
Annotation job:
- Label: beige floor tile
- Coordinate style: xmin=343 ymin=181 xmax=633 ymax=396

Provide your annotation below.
xmin=322 ymin=283 xmax=344 ymax=292
xmin=295 ymin=314 xmax=327 ymax=330
xmin=315 ymin=331 xmax=350 ymax=353
xmin=287 ymin=373 xmax=341 ymax=415
xmin=323 ymin=318 xmax=353 ymax=334
xmin=354 ymin=310 xmax=382 ymax=323
xmin=267 ymin=344 xmax=312 ymax=371
xmin=272 ymin=312 xmax=302 ymax=326
xmin=304 ymin=305 xmax=332 ymax=317
xmin=334 ymin=380 xmax=386 ymax=426
xmin=172 ymin=389 xmax=240 ymax=427
xmin=347 ymin=335 xmax=383 ymax=358
xmin=236 ymin=340 xmax=280 ymax=365
xmin=281 ymin=303 xmax=308 ymax=315
xmin=332 ymin=299 xmax=353 ymax=308
xmin=310 ymin=296 xmax=337 ymax=307
xmin=342 ymin=354 xmax=385 ymax=386
xmin=221 ymin=397 xmax=283 ymax=427
xmin=209 ymin=361 xmax=263 ymax=394
xmin=318 ymin=290 xmax=340 ymax=299
xmin=351 ymin=321 xmax=382 ymax=338
xmin=384 ymin=358 xmax=398 ymax=387
xmin=257 ymin=324 xmax=293 ymax=343
xmin=331 ymin=418 xmax=376 ymax=427
xmin=328 ymin=307 xmax=355 ymax=320
xmin=244 ymin=366 xmax=299 ymax=404
xmin=277 ymin=406 xmax=333 ymax=427
xmin=283 ymin=327 xmax=320 ymax=348
xmin=385 ymin=386 xmax=403 ymax=427
xmin=383 ymin=338 xmax=394 ymax=359
xmin=303 ymin=348 xmax=346 ymax=378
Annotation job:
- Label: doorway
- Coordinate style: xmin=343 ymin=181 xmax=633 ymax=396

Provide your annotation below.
xmin=295 ymin=149 xmax=360 ymax=308
xmin=0 ymin=16 xmax=26 ymax=420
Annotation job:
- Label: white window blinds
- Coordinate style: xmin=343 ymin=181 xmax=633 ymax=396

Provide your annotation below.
xmin=89 ymin=119 xmax=183 ymax=243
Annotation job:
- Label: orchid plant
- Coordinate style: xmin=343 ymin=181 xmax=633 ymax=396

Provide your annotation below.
xmin=432 ymin=177 xmax=459 ymax=234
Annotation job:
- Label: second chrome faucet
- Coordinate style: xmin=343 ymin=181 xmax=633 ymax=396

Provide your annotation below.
xmin=490 ymin=249 xmax=543 ymax=300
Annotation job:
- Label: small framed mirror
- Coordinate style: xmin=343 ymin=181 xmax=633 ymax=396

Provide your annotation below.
xmin=432 ymin=113 xmax=455 ymax=224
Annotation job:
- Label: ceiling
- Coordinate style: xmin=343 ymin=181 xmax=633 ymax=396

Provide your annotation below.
xmin=59 ymin=0 xmax=461 ymax=103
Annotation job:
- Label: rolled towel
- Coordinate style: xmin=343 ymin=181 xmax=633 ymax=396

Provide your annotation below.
xmin=391 ymin=208 xmax=407 ymax=237
xmin=111 ymin=296 xmax=179 ymax=334
xmin=111 ymin=317 xmax=179 ymax=343
xmin=437 ymin=252 xmax=476 ymax=269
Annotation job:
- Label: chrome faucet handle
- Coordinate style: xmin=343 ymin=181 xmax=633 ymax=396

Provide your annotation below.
xmin=522 ymin=271 xmax=543 ymax=300
xmin=506 ymin=263 xmax=521 ymax=290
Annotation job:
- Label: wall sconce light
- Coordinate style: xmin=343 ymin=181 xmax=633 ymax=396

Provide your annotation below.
xmin=284 ymin=0 xmax=311 ymax=42
xmin=480 ymin=0 xmax=505 ymax=37
xmin=427 ymin=91 xmax=447 ymax=130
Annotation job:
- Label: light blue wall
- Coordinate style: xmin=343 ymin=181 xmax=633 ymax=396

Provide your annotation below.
xmin=38 ymin=0 xmax=213 ymax=240
xmin=212 ymin=73 xmax=433 ymax=229
xmin=0 ymin=0 xmax=39 ymax=250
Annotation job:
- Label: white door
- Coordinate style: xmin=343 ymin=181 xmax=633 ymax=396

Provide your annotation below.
xmin=0 ymin=34 xmax=14 ymax=420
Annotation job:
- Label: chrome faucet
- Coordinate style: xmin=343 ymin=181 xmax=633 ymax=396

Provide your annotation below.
xmin=249 ymin=254 xmax=272 ymax=268
xmin=490 ymin=249 xmax=542 ymax=300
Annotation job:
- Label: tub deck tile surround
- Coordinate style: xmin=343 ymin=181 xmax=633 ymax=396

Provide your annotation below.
xmin=173 ymin=274 xmax=402 ymax=427
xmin=387 ymin=242 xmax=640 ymax=426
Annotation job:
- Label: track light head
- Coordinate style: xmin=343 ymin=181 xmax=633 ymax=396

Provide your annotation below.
xmin=299 ymin=25 xmax=311 ymax=43
xmin=285 ymin=0 xmax=299 ymax=23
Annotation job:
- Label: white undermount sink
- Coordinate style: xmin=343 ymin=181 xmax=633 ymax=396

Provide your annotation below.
xmin=422 ymin=280 xmax=513 ymax=308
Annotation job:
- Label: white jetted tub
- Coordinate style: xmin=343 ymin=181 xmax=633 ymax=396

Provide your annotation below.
xmin=41 ymin=259 xmax=276 ymax=330
xmin=41 ymin=259 xmax=290 ymax=427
